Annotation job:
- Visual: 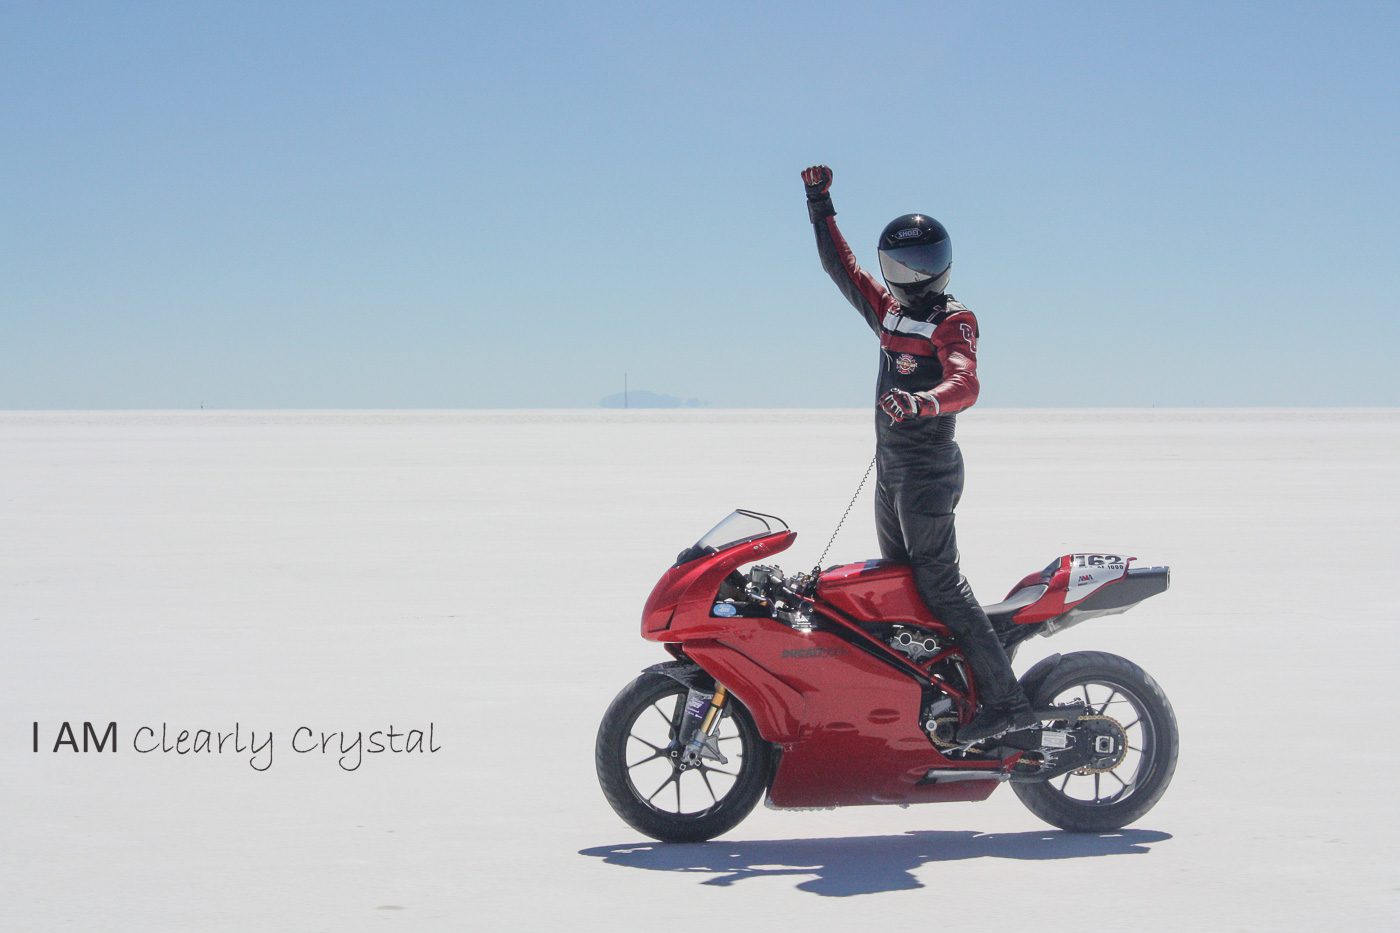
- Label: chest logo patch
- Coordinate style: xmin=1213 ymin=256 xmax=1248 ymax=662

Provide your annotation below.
xmin=895 ymin=353 xmax=919 ymax=375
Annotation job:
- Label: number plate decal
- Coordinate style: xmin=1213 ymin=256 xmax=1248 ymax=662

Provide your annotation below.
xmin=1065 ymin=553 xmax=1133 ymax=603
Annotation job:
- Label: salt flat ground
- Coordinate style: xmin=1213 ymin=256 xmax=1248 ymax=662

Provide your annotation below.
xmin=2 ymin=409 xmax=1397 ymax=932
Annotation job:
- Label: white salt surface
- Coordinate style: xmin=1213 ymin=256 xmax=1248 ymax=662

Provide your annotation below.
xmin=2 ymin=409 xmax=1397 ymax=931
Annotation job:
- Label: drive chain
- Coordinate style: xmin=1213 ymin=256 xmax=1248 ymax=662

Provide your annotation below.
xmin=928 ymin=712 xmax=1129 ymax=774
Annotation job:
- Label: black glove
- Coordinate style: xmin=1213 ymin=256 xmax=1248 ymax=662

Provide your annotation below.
xmin=801 ymin=164 xmax=835 ymax=223
xmin=879 ymin=388 xmax=932 ymax=423
xmin=801 ymin=164 xmax=832 ymax=199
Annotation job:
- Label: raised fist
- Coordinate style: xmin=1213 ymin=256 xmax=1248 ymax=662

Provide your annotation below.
xmin=801 ymin=165 xmax=833 ymax=199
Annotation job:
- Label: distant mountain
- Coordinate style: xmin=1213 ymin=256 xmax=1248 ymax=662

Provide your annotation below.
xmin=599 ymin=390 xmax=706 ymax=409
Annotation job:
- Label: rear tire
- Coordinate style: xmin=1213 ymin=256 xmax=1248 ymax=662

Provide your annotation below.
xmin=595 ymin=672 xmax=772 ymax=842
xmin=1012 ymin=651 xmax=1178 ymax=832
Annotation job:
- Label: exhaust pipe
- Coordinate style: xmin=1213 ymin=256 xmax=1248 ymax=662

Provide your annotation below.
xmin=922 ymin=769 xmax=1009 ymax=784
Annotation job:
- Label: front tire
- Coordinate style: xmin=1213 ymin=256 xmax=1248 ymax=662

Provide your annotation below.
xmin=1012 ymin=651 xmax=1178 ymax=832
xmin=595 ymin=672 xmax=772 ymax=842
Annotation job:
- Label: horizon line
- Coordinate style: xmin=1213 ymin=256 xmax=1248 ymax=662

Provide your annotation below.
xmin=3 ymin=405 xmax=1397 ymax=414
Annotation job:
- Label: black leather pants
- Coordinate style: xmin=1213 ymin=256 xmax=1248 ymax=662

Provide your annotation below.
xmin=875 ymin=441 xmax=1027 ymax=710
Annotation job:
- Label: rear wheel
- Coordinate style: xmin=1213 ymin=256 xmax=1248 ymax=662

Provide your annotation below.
xmin=595 ymin=672 xmax=772 ymax=842
xmin=1012 ymin=651 xmax=1178 ymax=832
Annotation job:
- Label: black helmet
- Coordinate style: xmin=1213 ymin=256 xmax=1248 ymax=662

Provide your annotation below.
xmin=877 ymin=214 xmax=951 ymax=311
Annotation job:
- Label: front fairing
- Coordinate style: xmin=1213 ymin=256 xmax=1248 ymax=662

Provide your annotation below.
xmin=641 ymin=529 xmax=795 ymax=638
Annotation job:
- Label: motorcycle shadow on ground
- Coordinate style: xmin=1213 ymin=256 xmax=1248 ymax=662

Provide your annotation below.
xmin=579 ymin=828 xmax=1171 ymax=897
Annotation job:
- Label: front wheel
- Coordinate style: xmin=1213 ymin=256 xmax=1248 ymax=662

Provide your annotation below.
xmin=1012 ymin=651 xmax=1178 ymax=832
xmin=595 ymin=672 xmax=772 ymax=842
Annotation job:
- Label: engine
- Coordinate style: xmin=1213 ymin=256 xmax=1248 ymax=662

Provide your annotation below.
xmin=889 ymin=625 xmax=941 ymax=662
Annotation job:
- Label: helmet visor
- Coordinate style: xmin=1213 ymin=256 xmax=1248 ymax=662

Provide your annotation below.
xmin=879 ymin=240 xmax=952 ymax=285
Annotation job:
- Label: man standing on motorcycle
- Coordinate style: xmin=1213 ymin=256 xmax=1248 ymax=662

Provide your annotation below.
xmin=801 ymin=164 xmax=1035 ymax=743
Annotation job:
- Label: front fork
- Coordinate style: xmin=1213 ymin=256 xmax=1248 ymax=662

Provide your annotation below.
xmin=674 ymin=685 xmax=729 ymax=769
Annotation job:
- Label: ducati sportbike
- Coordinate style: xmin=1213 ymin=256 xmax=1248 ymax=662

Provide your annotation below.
xmin=596 ymin=511 xmax=1178 ymax=841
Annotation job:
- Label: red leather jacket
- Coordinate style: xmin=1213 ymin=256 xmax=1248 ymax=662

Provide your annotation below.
xmin=811 ymin=212 xmax=980 ymax=445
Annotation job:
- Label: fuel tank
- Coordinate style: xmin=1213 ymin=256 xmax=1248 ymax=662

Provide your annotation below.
xmin=814 ymin=560 xmax=945 ymax=630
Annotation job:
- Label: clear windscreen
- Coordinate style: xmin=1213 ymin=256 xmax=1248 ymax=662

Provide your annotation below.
xmin=692 ymin=510 xmax=788 ymax=553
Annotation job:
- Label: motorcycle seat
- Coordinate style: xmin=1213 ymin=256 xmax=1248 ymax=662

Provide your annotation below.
xmin=980 ymin=584 xmax=1048 ymax=630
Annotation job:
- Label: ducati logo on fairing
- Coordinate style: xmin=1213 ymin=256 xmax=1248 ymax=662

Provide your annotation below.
xmin=895 ymin=353 xmax=918 ymax=374
xmin=894 ymin=227 xmax=921 ymax=240
xmin=781 ymin=646 xmax=847 ymax=660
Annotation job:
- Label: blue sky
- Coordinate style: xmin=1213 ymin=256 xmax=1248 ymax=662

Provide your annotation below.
xmin=3 ymin=1 xmax=1396 ymax=408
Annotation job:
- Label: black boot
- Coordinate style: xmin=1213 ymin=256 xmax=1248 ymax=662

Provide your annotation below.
xmin=945 ymin=604 xmax=1035 ymax=743
xmin=956 ymin=699 xmax=1037 ymax=744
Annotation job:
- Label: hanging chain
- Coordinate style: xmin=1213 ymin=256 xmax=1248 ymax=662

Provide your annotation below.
xmin=813 ymin=455 xmax=877 ymax=575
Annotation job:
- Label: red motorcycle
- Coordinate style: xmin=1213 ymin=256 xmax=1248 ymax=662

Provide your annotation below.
xmin=596 ymin=511 xmax=1178 ymax=842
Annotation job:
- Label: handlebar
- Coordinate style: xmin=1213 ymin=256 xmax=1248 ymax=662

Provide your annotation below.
xmin=742 ymin=564 xmax=815 ymax=629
